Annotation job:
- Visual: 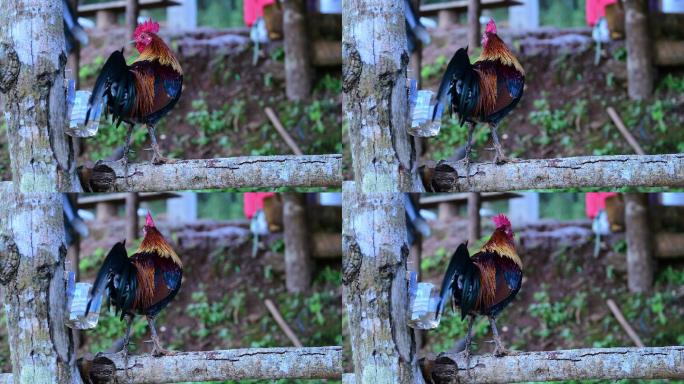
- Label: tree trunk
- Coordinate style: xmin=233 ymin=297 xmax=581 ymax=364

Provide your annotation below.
xmin=425 ymin=346 xmax=684 ymax=383
xmin=283 ymin=193 xmax=311 ymax=293
xmin=343 ymin=0 xmax=424 ymax=192
xmin=429 ymin=154 xmax=684 ymax=192
xmin=467 ymin=0 xmax=481 ymax=53
xmin=0 ymin=0 xmax=81 ymax=192
xmin=624 ymin=193 xmax=653 ymax=292
xmin=79 ymin=347 xmax=342 ymax=382
xmin=0 ymin=185 xmax=81 ymax=384
xmin=342 ymin=182 xmax=424 ymax=384
xmin=283 ymin=0 xmax=312 ymax=101
xmin=467 ymin=192 xmax=481 ymax=244
xmin=126 ymin=192 xmax=139 ymax=244
xmin=79 ymin=155 xmax=342 ymax=192
xmin=624 ymin=0 xmax=653 ymax=100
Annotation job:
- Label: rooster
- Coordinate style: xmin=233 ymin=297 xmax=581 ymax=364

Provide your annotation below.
xmin=433 ymin=19 xmax=524 ymax=165
xmin=85 ymin=19 xmax=183 ymax=169
xmin=87 ymin=212 xmax=182 ymax=358
xmin=436 ymin=214 xmax=522 ymax=363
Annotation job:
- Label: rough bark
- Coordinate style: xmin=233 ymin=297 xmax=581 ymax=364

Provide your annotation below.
xmin=424 ymin=346 xmax=684 ymax=383
xmin=624 ymin=193 xmax=653 ymax=292
xmin=342 ymin=182 xmax=424 ymax=384
xmin=467 ymin=192 xmax=481 ymax=244
xmin=467 ymin=0 xmax=481 ymax=53
xmin=78 ymin=155 xmax=342 ymax=192
xmin=283 ymin=0 xmax=312 ymax=101
xmin=78 ymin=347 xmax=342 ymax=383
xmin=283 ymin=193 xmax=311 ymax=293
xmin=429 ymin=154 xmax=684 ymax=192
xmin=0 ymin=0 xmax=81 ymax=192
xmin=624 ymin=0 xmax=653 ymax=100
xmin=0 ymin=183 xmax=81 ymax=384
xmin=343 ymin=0 xmax=424 ymax=192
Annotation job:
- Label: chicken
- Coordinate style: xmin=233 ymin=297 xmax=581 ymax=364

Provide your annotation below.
xmin=433 ymin=19 xmax=525 ymax=165
xmin=436 ymin=214 xmax=522 ymax=362
xmin=87 ymin=212 xmax=182 ymax=359
xmin=85 ymin=19 xmax=183 ymax=170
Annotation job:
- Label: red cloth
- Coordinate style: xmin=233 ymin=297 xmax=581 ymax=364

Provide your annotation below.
xmin=243 ymin=0 xmax=276 ymax=27
xmin=243 ymin=192 xmax=276 ymax=219
xmin=585 ymin=192 xmax=618 ymax=219
xmin=585 ymin=0 xmax=618 ymax=26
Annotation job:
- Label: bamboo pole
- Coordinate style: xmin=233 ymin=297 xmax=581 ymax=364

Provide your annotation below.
xmin=606 ymin=299 xmax=645 ymax=347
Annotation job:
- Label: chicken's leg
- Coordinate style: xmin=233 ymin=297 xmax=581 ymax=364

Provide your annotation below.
xmin=488 ymin=315 xmax=509 ymax=356
xmin=146 ymin=124 xmax=174 ymax=165
xmin=147 ymin=316 xmax=174 ymax=356
xmin=460 ymin=122 xmax=476 ymax=183
xmin=460 ymin=314 xmax=476 ymax=375
xmin=116 ymin=314 xmax=133 ymax=377
xmin=121 ymin=123 xmax=135 ymax=185
xmin=489 ymin=123 xmax=509 ymax=164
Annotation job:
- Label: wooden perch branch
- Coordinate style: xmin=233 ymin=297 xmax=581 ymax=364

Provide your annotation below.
xmin=78 ymin=155 xmax=342 ymax=192
xmin=424 ymin=346 xmax=684 ymax=383
xmin=78 ymin=346 xmax=342 ymax=383
xmin=429 ymin=154 xmax=684 ymax=192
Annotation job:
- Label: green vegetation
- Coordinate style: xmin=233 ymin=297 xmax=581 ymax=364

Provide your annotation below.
xmin=79 ymin=55 xmax=104 ymax=82
xmin=540 ymin=0 xmax=586 ymax=28
xmin=87 ymin=120 xmax=148 ymax=161
xmin=431 ymin=116 xmax=490 ymax=161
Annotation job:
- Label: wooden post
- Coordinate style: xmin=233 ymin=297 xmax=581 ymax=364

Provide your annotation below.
xmin=283 ymin=0 xmax=312 ymax=101
xmin=343 ymin=0 xmax=424 ymax=192
xmin=624 ymin=0 xmax=653 ymax=100
xmin=467 ymin=0 xmax=481 ymax=53
xmin=438 ymin=10 xmax=459 ymax=28
xmin=283 ymin=193 xmax=311 ymax=293
xmin=624 ymin=193 xmax=653 ymax=292
xmin=467 ymin=192 xmax=481 ymax=244
xmin=125 ymin=192 xmax=139 ymax=244
xmin=343 ymin=183 xmax=425 ymax=384
xmin=96 ymin=202 xmax=118 ymax=221
xmin=126 ymin=0 xmax=140 ymax=39
xmin=438 ymin=202 xmax=458 ymax=221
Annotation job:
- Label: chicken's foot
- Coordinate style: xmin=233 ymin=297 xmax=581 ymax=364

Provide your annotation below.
xmin=115 ymin=314 xmax=134 ymax=378
xmin=488 ymin=315 xmax=511 ymax=357
xmin=147 ymin=316 xmax=175 ymax=357
xmin=146 ymin=125 xmax=176 ymax=165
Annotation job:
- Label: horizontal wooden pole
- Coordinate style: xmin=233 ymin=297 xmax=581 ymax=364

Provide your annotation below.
xmin=78 ymin=155 xmax=342 ymax=192
xmin=79 ymin=346 xmax=342 ymax=383
xmin=424 ymin=346 xmax=684 ymax=383
xmin=428 ymin=154 xmax=684 ymax=192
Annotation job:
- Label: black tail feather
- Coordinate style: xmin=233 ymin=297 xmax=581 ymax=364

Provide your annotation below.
xmin=86 ymin=49 xmax=135 ymax=125
xmin=433 ymin=48 xmax=470 ymax=121
xmin=436 ymin=242 xmax=468 ymax=318
xmin=86 ymin=241 xmax=133 ymax=315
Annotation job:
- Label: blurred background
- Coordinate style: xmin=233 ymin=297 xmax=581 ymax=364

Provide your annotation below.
xmin=0 ymin=192 xmax=342 ymax=384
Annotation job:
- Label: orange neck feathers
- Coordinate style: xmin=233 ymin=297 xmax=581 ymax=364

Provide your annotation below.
xmin=134 ymin=35 xmax=183 ymax=74
xmin=480 ymin=228 xmax=522 ymax=268
xmin=477 ymin=34 xmax=525 ymax=75
xmin=137 ymin=227 xmax=182 ymax=266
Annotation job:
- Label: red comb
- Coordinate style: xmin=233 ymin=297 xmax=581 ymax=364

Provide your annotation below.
xmin=134 ymin=19 xmax=160 ymax=38
xmin=146 ymin=211 xmax=155 ymax=227
xmin=485 ymin=18 xmax=497 ymax=34
xmin=492 ymin=213 xmax=510 ymax=228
